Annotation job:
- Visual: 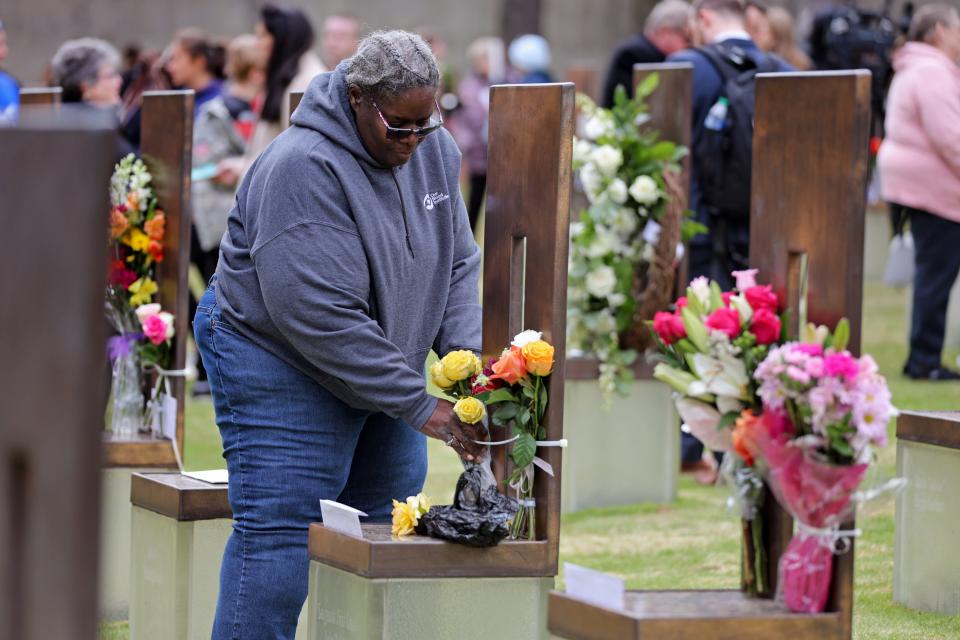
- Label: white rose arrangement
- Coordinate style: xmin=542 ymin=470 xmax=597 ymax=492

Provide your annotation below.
xmin=568 ymin=79 xmax=705 ymax=404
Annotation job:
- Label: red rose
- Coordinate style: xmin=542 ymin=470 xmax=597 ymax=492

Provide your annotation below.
xmin=750 ymin=308 xmax=781 ymax=345
xmin=705 ymin=307 xmax=741 ymax=338
xmin=744 ymin=285 xmax=779 ymax=313
xmin=653 ymin=311 xmax=686 ymax=345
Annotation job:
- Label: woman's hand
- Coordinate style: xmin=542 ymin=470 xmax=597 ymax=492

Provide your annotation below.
xmin=420 ymin=400 xmax=487 ymax=462
xmin=213 ymin=157 xmax=244 ymax=187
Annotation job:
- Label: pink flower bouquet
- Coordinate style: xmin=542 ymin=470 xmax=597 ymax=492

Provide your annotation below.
xmin=746 ymin=328 xmax=896 ymax=612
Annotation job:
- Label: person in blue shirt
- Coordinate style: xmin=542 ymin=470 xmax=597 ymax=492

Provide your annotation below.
xmin=667 ymin=0 xmax=793 ymax=483
xmin=0 ymin=20 xmax=19 ymax=124
xmin=164 ymin=28 xmax=225 ymax=115
xmin=508 ymin=34 xmax=554 ymax=84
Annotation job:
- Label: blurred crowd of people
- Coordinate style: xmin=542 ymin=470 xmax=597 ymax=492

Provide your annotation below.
xmin=0 ymin=0 xmax=956 ymax=457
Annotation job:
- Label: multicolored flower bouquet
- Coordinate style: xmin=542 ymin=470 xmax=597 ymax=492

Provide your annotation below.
xmin=568 ymin=78 xmax=704 ymax=405
xmin=738 ymin=324 xmax=897 ymax=612
xmin=429 ymin=330 xmax=557 ymax=541
xmin=651 ymin=268 xmax=784 ymax=596
xmin=106 ymin=154 xmax=177 ymax=439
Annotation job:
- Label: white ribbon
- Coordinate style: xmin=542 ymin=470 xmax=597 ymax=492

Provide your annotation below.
xmin=141 ymin=363 xmax=189 ymax=377
xmin=471 ymin=437 xmax=568 ymax=477
xmin=795 ymin=522 xmax=862 ymax=555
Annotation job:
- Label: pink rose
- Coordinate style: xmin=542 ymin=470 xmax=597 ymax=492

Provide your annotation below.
xmin=674 ymin=296 xmax=688 ymax=311
xmin=721 ymin=291 xmax=734 ymax=307
xmin=750 ymin=308 xmax=782 ymax=345
xmin=705 ymin=307 xmax=741 ymax=338
xmin=653 ymin=311 xmax=686 ymax=345
xmin=823 ymin=352 xmax=859 ymax=380
xmin=744 ymin=285 xmax=779 ymax=313
xmin=732 ymin=268 xmax=759 ymax=291
xmin=142 ymin=315 xmax=169 ymax=345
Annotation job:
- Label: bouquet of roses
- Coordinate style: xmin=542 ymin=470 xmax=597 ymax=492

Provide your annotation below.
xmin=650 ymin=268 xmax=784 ymax=595
xmin=737 ymin=322 xmax=897 ymax=613
xmin=478 ymin=330 xmax=557 ymax=540
xmin=568 ymin=79 xmax=704 ymax=405
xmin=651 ymin=269 xmax=784 ymax=448
xmin=106 ymin=154 xmax=177 ymax=438
xmin=429 ymin=332 xmax=556 ymax=541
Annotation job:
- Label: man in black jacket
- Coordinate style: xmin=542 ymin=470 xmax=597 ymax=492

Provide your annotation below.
xmin=601 ymin=0 xmax=694 ymax=107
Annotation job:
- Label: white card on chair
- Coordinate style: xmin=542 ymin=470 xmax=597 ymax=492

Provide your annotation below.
xmin=319 ymin=499 xmax=367 ymax=538
xmin=183 ymin=469 xmax=229 ymax=484
xmin=564 ymin=562 xmax=625 ymax=610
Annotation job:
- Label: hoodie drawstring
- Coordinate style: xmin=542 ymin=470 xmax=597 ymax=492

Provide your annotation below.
xmin=391 ymin=169 xmax=416 ymax=258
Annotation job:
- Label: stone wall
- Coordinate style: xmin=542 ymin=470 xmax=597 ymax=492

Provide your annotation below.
xmin=2 ymin=0 xmax=930 ymax=90
xmin=3 ymin=0 xmax=649 ymax=88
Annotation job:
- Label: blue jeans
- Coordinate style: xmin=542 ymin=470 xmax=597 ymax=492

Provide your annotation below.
xmin=194 ymin=284 xmax=428 ymax=640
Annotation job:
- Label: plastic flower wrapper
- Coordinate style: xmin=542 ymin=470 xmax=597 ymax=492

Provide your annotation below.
xmin=747 ymin=331 xmax=899 ymax=613
xmin=415 ymin=454 xmax=519 ymax=548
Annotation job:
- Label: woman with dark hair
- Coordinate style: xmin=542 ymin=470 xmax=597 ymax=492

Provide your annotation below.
xmin=195 ymin=30 xmax=482 ymax=638
xmin=165 ymin=28 xmax=226 ymax=115
xmin=222 ymin=3 xmax=324 ymax=183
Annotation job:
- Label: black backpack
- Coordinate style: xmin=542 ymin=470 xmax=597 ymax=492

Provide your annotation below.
xmin=693 ymin=43 xmax=781 ymax=221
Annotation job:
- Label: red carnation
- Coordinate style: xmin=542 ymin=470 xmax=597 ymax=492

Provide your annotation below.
xmin=744 ymin=285 xmax=779 ymax=313
xmin=653 ymin=311 xmax=686 ymax=345
xmin=750 ymin=308 xmax=781 ymax=345
xmin=705 ymin=307 xmax=741 ymax=338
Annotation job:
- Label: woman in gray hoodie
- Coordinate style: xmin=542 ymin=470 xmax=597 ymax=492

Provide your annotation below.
xmin=194 ymin=31 xmax=485 ymax=639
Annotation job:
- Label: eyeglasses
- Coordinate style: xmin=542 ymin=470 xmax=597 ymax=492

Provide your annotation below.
xmin=370 ymin=98 xmax=444 ymax=140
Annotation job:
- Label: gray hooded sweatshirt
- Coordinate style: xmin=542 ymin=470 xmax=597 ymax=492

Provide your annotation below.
xmin=215 ymin=64 xmax=481 ymax=430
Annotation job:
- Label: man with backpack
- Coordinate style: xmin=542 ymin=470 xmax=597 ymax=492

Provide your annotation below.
xmin=667 ymin=0 xmax=793 ymax=483
xmin=669 ymin=0 xmax=793 ymax=291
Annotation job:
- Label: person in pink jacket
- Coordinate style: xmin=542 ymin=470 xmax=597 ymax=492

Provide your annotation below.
xmin=878 ymin=4 xmax=960 ymax=381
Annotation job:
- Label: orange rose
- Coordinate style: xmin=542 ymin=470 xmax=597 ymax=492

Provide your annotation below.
xmin=127 ymin=192 xmax=139 ymax=211
xmin=490 ymin=347 xmax=528 ymax=385
xmin=110 ymin=208 xmax=129 ymax=239
xmin=521 ymin=340 xmax=554 ymax=376
xmin=144 ymin=211 xmax=166 ymax=241
xmin=732 ymin=410 xmax=760 ymax=467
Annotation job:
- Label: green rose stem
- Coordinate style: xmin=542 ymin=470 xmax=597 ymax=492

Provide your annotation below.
xmin=510 ymin=375 xmax=542 ymax=540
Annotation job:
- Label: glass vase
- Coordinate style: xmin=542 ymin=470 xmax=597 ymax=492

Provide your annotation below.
xmin=109 ymin=350 xmax=143 ymax=440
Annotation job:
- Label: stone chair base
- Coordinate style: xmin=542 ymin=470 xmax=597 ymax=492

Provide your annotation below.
xmin=100 ymin=467 xmax=175 ymax=621
xmin=308 ymin=561 xmax=552 ymax=639
xmin=562 ymin=364 xmax=678 ymax=513
xmin=127 ymin=473 xmax=307 ymax=638
xmin=895 ymin=412 xmax=960 ymax=616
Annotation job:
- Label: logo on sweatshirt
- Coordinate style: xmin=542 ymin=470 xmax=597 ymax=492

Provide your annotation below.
xmin=423 ymin=191 xmax=450 ymax=211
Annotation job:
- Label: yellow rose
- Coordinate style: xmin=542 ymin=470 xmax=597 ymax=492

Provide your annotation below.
xmin=413 ymin=492 xmax=432 ymax=516
xmin=440 ymin=350 xmax=482 ymax=382
xmin=391 ymin=498 xmax=419 ymax=537
xmin=453 ymin=396 xmax=486 ymax=425
xmin=429 ymin=361 xmax=454 ymax=389
xmin=521 ymin=340 xmax=555 ymax=376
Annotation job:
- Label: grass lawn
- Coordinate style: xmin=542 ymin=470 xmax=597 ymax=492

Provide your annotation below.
xmin=102 ymin=282 xmax=959 ymax=640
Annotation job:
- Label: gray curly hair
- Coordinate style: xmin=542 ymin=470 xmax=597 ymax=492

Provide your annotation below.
xmin=51 ymin=37 xmax=120 ymax=103
xmin=345 ymin=30 xmax=440 ymax=96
